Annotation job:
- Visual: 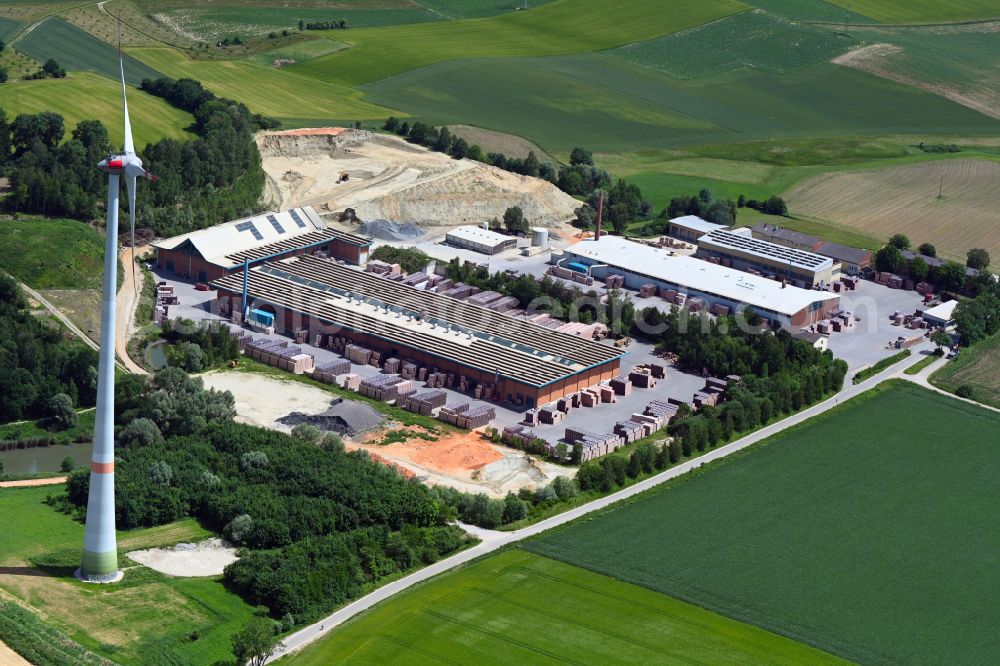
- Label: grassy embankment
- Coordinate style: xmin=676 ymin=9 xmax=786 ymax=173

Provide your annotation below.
xmin=931 ymin=329 xmax=1000 ymax=408
xmin=852 ymin=349 xmax=911 ymax=383
xmin=528 ymin=381 xmax=1000 ymax=664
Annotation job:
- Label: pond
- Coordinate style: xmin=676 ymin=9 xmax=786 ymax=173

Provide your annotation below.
xmin=145 ymin=339 xmax=169 ymax=370
xmin=0 ymin=441 xmax=93 ymax=476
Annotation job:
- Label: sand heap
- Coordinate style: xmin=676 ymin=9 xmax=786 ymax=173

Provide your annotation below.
xmin=257 ymin=128 xmax=580 ymax=229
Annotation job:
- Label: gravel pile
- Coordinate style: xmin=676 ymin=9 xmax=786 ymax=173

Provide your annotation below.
xmin=361 ymin=219 xmax=425 ymax=241
xmin=278 ymin=398 xmax=385 ymax=436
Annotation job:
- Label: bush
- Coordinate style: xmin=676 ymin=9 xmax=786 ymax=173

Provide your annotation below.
xmin=60 ymin=456 xmax=74 ymax=472
xmin=291 ymin=424 xmax=322 ymax=444
xmin=956 ymin=385 xmax=975 ymax=399
xmin=118 ymin=418 xmax=163 ymax=448
xmin=47 ymin=393 xmax=77 ymax=430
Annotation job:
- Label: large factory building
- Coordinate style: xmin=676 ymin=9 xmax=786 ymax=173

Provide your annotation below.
xmin=559 ymin=236 xmax=839 ymax=327
xmin=152 ymin=206 xmax=371 ymax=283
xmin=211 ymin=255 xmax=623 ymax=407
xmin=695 ymin=229 xmax=837 ymax=289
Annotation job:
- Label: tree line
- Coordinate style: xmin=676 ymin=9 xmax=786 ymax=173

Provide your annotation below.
xmin=0 ymin=274 xmax=97 ymax=424
xmin=4 ymin=76 xmax=277 ymax=238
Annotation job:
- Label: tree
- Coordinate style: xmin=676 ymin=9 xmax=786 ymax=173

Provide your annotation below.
xmin=569 ymin=147 xmax=593 ymax=166
xmin=609 ymin=203 xmax=629 ymax=234
xmin=382 ymin=116 xmax=399 ymax=132
xmin=42 ymin=59 xmax=66 ymax=78
xmin=930 ymin=329 xmax=952 ymax=350
xmin=61 ymin=456 xmax=75 ymax=472
xmin=955 ymin=385 xmax=974 ymax=399
xmin=0 ymin=459 xmax=4 ymax=478
xmin=938 ymin=261 xmax=967 ymax=292
xmin=232 ymin=617 xmax=283 ymax=666
xmin=888 ymin=233 xmax=911 ymax=250
xmin=908 ymin=257 xmax=929 ymax=283
xmin=503 ymin=206 xmax=528 ymax=234
xmin=48 ymin=393 xmax=77 ymax=430
xmin=298 ymin=19 xmax=304 ymax=30
xmin=918 ymin=242 xmax=937 ymax=258
xmin=434 ymin=126 xmax=452 ymax=153
xmin=967 ymin=248 xmax=990 ymax=271
xmin=0 ymin=67 xmax=7 ymax=84
xmin=737 ymin=194 xmax=746 ymax=208
xmin=291 ymin=423 xmax=322 ymax=444
xmin=118 ymin=418 xmax=163 ymax=448
xmin=874 ymin=245 xmax=903 ymax=274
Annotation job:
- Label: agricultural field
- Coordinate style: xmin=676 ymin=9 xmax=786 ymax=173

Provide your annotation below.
xmin=825 ymin=0 xmax=1000 ymax=23
xmin=447 ymin=125 xmax=556 ymax=162
xmin=0 ymin=485 xmax=257 ymax=665
xmin=62 ymin=0 xmax=198 ymax=49
xmin=129 ymin=47 xmax=397 ymax=126
xmin=291 ymin=0 xmax=746 ymax=85
xmin=837 ymin=23 xmax=1000 ymax=119
xmin=290 ymin=549 xmax=846 ymax=665
xmin=932 ymin=330 xmax=1000 ymax=409
xmin=0 ymin=72 xmax=194 ymax=148
xmin=529 ymin=382 xmax=1000 ymax=665
xmin=0 ymin=15 xmax=19 ymax=41
xmin=416 ymin=0 xmax=556 ymax=19
xmin=16 ymin=18 xmax=163 ymax=86
xmin=613 ymin=10 xmax=859 ymax=78
xmin=245 ymin=37 xmax=348 ymax=67
xmin=736 ymin=0 xmax=874 ymax=22
xmin=0 ymin=218 xmax=106 ymax=290
xmin=786 ymin=158 xmax=1000 ymax=263
xmin=363 ymin=55 xmax=1000 ymax=153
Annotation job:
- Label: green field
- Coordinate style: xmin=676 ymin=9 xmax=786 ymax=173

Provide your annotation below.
xmin=130 ymin=47 xmax=397 ymax=125
xmin=0 ymin=218 xmax=109 ymax=290
xmin=613 ymin=10 xmax=858 ymax=78
xmin=738 ymin=0 xmax=874 ymax=22
xmin=932 ymin=330 xmax=1000 ymax=408
xmin=417 ymin=0 xmax=556 ymax=19
xmin=0 ymin=15 xmax=20 ymax=40
xmin=363 ymin=55 xmax=1000 ymax=153
xmin=17 ymin=18 xmax=163 ymax=85
xmin=826 ymin=0 xmax=1000 ymax=23
xmin=291 ymin=0 xmax=746 ymax=85
xmin=290 ymin=549 xmax=846 ymax=665
xmin=0 ymin=72 xmax=194 ymax=148
xmin=529 ymin=382 xmax=1000 ymax=664
xmin=0 ymin=485 xmax=256 ymax=665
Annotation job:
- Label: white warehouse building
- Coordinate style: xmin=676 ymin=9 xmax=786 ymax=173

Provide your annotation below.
xmin=445 ymin=226 xmax=518 ymax=255
xmin=556 ymin=236 xmax=840 ymax=327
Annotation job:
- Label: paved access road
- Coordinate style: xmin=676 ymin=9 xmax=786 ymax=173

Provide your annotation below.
xmin=273 ymin=349 xmax=936 ymax=661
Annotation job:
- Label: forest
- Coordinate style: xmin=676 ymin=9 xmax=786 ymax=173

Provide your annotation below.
xmin=4 ymin=77 xmax=276 ymax=238
xmin=0 ymin=274 xmax=98 ymax=424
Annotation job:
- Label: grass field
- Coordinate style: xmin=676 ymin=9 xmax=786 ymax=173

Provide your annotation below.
xmin=0 ymin=485 xmax=256 ymax=665
xmin=613 ymin=10 xmax=858 ymax=78
xmin=130 ymin=47 xmax=397 ymax=126
xmin=785 ymin=158 xmax=1000 ymax=263
xmin=0 ymin=15 xmax=20 ymax=40
xmin=0 ymin=218 xmax=107 ymax=290
xmin=736 ymin=209 xmax=883 ymax=250
xmin=417 ymin=0 xmax=556 ymax=19
xmin=839 ymin=24 xmax=1000 ymax=119
xmin=737 ymin=0 xmax=874 ymax=22
xmin=0 ymin=72 xmax=194 ymax=149
xmin=291 ymin=0 xmax=746 ymax=85
xmin=932 ymin=330 xmax=1000 ymax=408
xmin=245 ymin=37 xmax=348 ymax=66
xmin=826 ymin=0 xmax=1000 ymax=23
xmin=16 ymin=18 xmax=163 ymax=86
xmin=363 ymin=54 xmax=1000 ymax=153
xmin=528 ymin=382 xmax=1000 ymax=664
xmin=290 ymin=549 xmax=846 ymax=665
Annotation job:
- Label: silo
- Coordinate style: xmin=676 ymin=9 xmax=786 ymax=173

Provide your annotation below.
xmin=531 ymin=226 xmax=549 ymax=249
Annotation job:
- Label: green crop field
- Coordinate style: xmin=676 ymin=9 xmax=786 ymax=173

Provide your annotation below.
xmin=246 ymin=37 xmax=349 ymax=66
xmin=363 ymin=54 xmax=1000 ymax=153
xmin=0 ymin=15 xmax=20 ymax=40
xmin=613 ymin=10 xmax=858 ymax=78
xmin=826 ymin=0 xmax=1000 ymax=23
xmin=290 ymin=549 xmax=846 ymax=665
xmin=0 ymin=218 xmax=107 ymax=290
xmin=737 ymin=0 xmax=874 ymax=22
xmin=130 ymin=47 xmax=398 ymax=126
xmin=16 ymin=18 xmax=163 ymax=85
xmin=0 ymin=72 xmax=194 ymax=149
xmin=291 ymin=0 xmax=746 ymax=85
xmin=416 ymin=0 xmax=556 ymax=19
xmin=529 ymin=382 xmax=1000 ymax=664
xmin=932 ymin=330 xmax=1000 ymax=409
xmin=0 ymin=485 xmax=257 ymax=665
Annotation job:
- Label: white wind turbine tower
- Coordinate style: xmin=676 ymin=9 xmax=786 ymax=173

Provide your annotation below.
xmin=76 ymin=52 xmax=156 ymax=584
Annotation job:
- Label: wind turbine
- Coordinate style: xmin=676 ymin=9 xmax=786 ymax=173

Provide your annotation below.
xmin=76 ymin=52 xmax=156 ymax=584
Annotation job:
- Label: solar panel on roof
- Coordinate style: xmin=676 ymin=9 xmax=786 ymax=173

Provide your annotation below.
xmin=235 ymin=221 xmax=263 ymax=241
xmin=289 ymin=209 xmax=307 ymax=229
xmin=266 ymin=215 xmax=286 ymax=234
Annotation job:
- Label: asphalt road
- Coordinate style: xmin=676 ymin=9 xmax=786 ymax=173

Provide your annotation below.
xmin=273 ymin=348 xmax=936 ymax=661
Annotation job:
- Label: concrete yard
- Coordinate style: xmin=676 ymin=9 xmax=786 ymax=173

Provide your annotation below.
xmin=127 ymin=538 xmax=238 ymax=577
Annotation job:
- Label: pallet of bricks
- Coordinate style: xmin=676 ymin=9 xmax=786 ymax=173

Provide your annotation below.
xmin=359 ymin=375 xmax=411 ymax=402
xmin=565 ymin=428 xmax=623 ymax=462
xmin=502 ymin=425 xmax=538 ymax=449
xmin=229 ymin=329 xmax=250 ymax=352
xmin=424 ymin=372 xmax=455 ymax=389
xmin=614 ymin=420 xmax=644 ymax=443
xmin=345 ymin=343 xmax=372 ymax=365
xmin=313 ymin=359 xmax=351 ymax=384
xmin=398 ymin=390 xmax=447 ymax=416
xmin=437 ymin=402 xmax=495 ymax=429
xmin=268 ymin=344 xmax=314 ymax=374
xmin=246 ymin=338 xmax=287 ymax=365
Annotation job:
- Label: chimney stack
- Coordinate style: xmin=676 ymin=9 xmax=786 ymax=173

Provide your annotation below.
xmin=595 ymin=190 xmax=604 ymax=239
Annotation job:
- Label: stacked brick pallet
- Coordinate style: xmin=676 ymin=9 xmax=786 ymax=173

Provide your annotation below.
xmin=345 ymin=344 xmax=372 ymax=365
xmin=639 ymin=283 xmax=657 ymax=298
xmin=313 ymin=359 xmax=351 ymax=384
xmin=609 ymin=376 xmax=632 ymax=396
xmin=629 ymin=369 xmax=656 ymax=388
xmin=614 ymin=420 xmax=644 ymax=443
xmin=567 ymin=429 xmax=624 ymax=462
xmin=604 ymin=274 xmax=624 ymax=289
xmin=359 ymin=375 xmax=408 ymax=401
xmin=398 ymin=390 xmax=447 ymax=415
xmin=539 ymin=407 xmax=564 ymax=424
xmin=467 ymin=290 xmax=503 ymax=307
xmin=502 ymin=425 xmax=540 ymax=448
xmin=457 ymin=405 xmax=495 ymax=429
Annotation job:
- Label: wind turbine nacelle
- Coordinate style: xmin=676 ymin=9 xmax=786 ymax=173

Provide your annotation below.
xmin=98 ymin=156 xmax=126 ymax=174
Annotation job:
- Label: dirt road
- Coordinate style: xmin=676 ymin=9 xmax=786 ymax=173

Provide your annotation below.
xmin=0 ymin=639 xmax=30 ymax=666
xmin=0 ymin=476 xmax=67 ymax=488
xmin=115 ymin=246 xmax=149 ymax=375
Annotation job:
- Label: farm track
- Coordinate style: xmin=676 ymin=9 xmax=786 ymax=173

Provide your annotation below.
xmin=274 ymin=347 xmax=936 ymax=660
xmin=8 ymin=1 xmax=98 ymax=46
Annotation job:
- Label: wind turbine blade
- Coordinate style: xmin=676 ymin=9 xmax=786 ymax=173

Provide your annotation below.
xmin=126 ymin=173 xmax=137 ymax=287
xmin=119 ymin=55 xmax=134 ymax=155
